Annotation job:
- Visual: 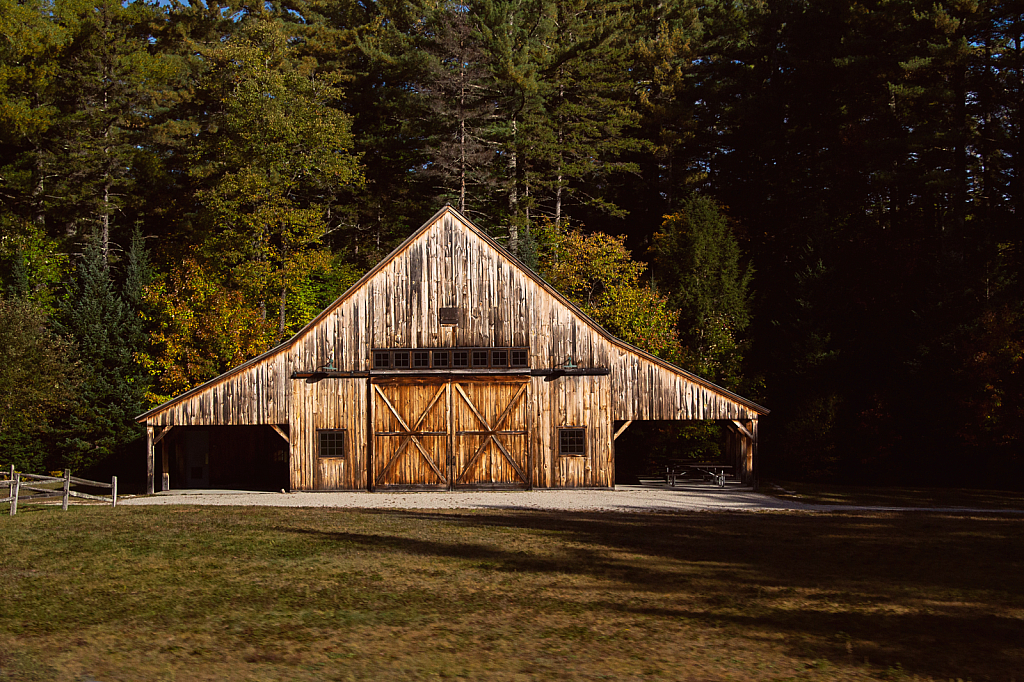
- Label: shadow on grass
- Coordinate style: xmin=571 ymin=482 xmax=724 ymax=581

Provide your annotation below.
xmin=609 ymin=603 xmax=1024 ymax=677
xmin=767 ymin=480 xmax=1024 ymax=510
xmin=285 ymin=509 xmax=1024 ymax=680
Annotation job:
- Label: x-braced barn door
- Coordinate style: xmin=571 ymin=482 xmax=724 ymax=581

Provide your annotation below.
xmin=370 ymin=376 xmax=530 ymax=490
xmin=451 ymin=377 xmax=530 ymax=489
xmin=371 ymin=378 xmax=450 ymax=490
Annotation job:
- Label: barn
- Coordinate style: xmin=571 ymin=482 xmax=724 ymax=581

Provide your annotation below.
xmin=138 ymin=206 xmax=768 ymax=494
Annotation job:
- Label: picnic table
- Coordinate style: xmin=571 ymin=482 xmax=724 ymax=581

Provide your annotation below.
xmin=663 ymin=462 xmax=732 ymax=488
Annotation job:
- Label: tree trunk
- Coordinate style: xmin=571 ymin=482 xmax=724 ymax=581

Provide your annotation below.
xmin=279 ymin=287 xmax=287 ymax=335
xmin=459 ymin=39 xmax=467 ymax=213
xmin=508 ymin=117 xmax=519 ymax=253
xmin=101 ymin=183 xmax=111 ymax=265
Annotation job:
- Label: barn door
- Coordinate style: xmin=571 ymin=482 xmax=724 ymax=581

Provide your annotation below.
xmin=371 ymin=378 xmax=449 ymax=490
xmin=451 ymin=377 xmax=530 ymax=489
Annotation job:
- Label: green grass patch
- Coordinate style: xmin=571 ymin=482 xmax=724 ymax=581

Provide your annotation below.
xmin=765 ymin=480 xmax=1024 ymax=510
xmin=1 ymin=506 xmax=1022 ymax=681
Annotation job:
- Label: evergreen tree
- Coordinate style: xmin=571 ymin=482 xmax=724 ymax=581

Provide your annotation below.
xmin=189 ymin=16 xmax=364 ymax=338
xmin=314 ymin=0 xmax=437 ymax=262
xmin=655 ymin=195 xmax=752 ymax=389
xmin=472 ymin=0 xmax=553 ymax=249
xmin=0 ymin=0 xmax=70 ymax=241
xmin=417 ymin=3 xmax=500 ymax=217
xmin=57 ymin=232 xmax=149 ymax=474
xmin=39 ymin=0 xmax=165 ymax=254
xmin=531 ymin=0 xmax=644 ymax=224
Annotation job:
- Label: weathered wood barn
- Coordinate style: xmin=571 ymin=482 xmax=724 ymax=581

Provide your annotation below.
xmin=139 ymin=206 xmax=768 ymax=493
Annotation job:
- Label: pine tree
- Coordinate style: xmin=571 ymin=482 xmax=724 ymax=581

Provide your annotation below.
xmin=0 ymin=0 xmax=70 ymax=240
xmin=530 ymin=0 xmax=644 ymax=224
xmin=417 ymin=3 xmax=500 ymax=217
xmin=655 ymin=195 xmax=752 ymax=389
xmin=472 ymin=0 xmax=554 ymax=249
xmin=335 ymin=0 xmax=439 ymax=260
xmin=189 ymin=15 xmax=363 ymax=338
xmin=57 ymin=232 xmax=148 ymax=474
xmin=39 ymin=0 xmax=166 ymax=255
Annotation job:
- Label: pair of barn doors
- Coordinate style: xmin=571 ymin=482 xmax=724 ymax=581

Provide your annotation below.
xmin=370 ymin=376 xmax=531 ymax=490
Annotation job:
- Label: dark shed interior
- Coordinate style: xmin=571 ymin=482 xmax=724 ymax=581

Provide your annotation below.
xmin=158 ymin=426 xmax=289 ymax=491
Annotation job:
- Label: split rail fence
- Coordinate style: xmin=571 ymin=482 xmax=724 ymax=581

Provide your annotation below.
xmin=2 ymin=466 xmax=118 ymax=516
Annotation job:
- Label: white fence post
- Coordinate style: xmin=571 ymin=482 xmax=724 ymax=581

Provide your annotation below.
xmin=10 ymin=473 xmax=19 ymax=516
xmin=62 ymin=469 xmax=71 ymax=511
xmin=112 ymin=476 xmax=118 ymax=508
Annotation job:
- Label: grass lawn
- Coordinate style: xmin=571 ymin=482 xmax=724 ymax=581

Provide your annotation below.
xmin=1 ymin=506 xmax=1022 ymax=681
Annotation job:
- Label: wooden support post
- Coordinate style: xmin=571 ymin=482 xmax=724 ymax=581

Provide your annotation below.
xmin=62 ymin=469 xmax=71 ymax=511
xmin=750 ymin=419 xmax=759 ymax=490
xmin=112 ymin=476 xmax=118 ymax=508
xmin=146 ymin=425 xmax=155 ymax=495
xmin=613 ymin=420 xmax=633 ymax=441
xmin=730 ymin=420 xmax=754 ymax=440
xmin=161 ymin=441 xmax=169 ymax=492
xmin=10 ymin=473 xmax=19 ymax=516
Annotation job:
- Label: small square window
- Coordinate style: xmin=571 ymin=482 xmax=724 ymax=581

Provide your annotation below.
xmin=319 ymin=430 xmax=346 ymax=458
xmin=432 ymin=350 xmax=449 ymax=367
xmin=439 ymin=307 xmax=459 ymax=325
xmin=472 ymin=350 xmax=489 ymax=367
xmin=412 ymin=350 xmax=430 ymax=368
xmin=559 ymin=428 xmax=586 ymax=456
xmin=491 ymin=349 xmax=508 ymax=367
xmin=452 ymin=350 xmax=469 ymax=367
xmin=510 ymin=349 xmax=529 ymax=367
xmin=373 ymin=351 xmax=390 ymax=369
xmin=393 ymin=351 xmax=410 ymax=368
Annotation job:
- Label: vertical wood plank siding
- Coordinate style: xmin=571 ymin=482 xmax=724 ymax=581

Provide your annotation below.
xmin=140 ymin=208 xmax=765 ymax=490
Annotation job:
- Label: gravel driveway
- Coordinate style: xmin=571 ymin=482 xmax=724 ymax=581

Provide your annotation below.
xmin=121 ymin=483 xmax=812 ymax=512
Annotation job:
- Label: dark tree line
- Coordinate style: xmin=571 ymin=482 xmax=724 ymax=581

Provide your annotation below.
xmin=1 ymin=0 xmax=1022 ymax=487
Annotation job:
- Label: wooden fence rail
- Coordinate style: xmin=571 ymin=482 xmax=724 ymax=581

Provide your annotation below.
xmin=3 ymin=466 xmax=118 ymax=516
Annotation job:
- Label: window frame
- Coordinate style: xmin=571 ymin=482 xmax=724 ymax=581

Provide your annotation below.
xmin=510 ymin=349 xmax=529 ymax=368
xmin=318 ymin=429 xmax=347 ymax=459
xmin=558 ymin=427 xmax=587 ymax=457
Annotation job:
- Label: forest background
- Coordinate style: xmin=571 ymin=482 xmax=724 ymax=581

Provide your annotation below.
xmin=1 ymin=0 xmax=1022 ymax=489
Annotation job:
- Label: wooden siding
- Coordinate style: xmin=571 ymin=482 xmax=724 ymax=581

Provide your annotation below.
xmin=290 ymin=378 xmax=368 ymax=491
xmin=141 ymin=206 xmax=765 ymax=491
xmin=530 ymin=375 xmax=613 ymax=488
xmin=143 ymin=357 xmax=289 ymax=427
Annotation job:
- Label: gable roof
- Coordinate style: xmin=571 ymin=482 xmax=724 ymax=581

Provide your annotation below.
xmin=138 ymin=205 xmax=767 ymax=421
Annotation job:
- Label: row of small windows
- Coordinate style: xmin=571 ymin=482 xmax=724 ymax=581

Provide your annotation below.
xmin=318 ymin=427 xmax=585 ymax=458
xmin=372 ymin=348 xmax=529 ymax=370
